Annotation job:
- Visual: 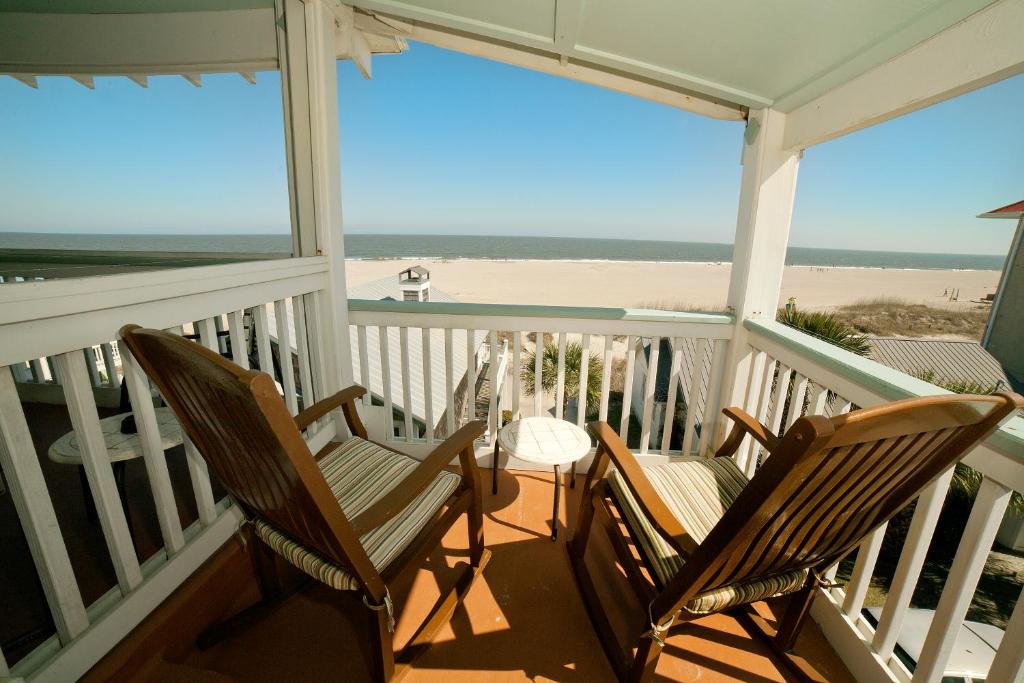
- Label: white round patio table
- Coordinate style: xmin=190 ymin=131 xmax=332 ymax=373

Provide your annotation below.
xmin=47 ymin=406 xmax=183 ymax=537
xmin=492 ymin=416 xmax=592 ymax=541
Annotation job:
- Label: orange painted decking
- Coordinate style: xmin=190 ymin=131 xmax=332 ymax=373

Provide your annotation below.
xmin=183 ymin=469 xmax=853 ymax=682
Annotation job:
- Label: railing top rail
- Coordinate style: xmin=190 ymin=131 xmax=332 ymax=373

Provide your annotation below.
xmin=349 ymin=299 xmax=735 ymax=326
xmin=744 ymin=318 xmax=1024 ymax=462
xmin=0 ymin=256 xmax=327 ymax=324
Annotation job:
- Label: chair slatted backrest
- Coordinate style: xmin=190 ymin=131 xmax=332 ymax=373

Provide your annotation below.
xmin=119 ymin=325 xmax=377 ymax=583
xmin=667 ymin=392 xmax=1021 ymax=607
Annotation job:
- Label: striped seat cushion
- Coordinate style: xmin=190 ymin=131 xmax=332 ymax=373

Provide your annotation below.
xmin=254 ymin=437 xmax=461 ymax=591
xmin=607 ymin=457 xmax=808 ymax=614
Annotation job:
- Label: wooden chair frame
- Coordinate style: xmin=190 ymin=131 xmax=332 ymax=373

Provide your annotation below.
xmin=568 ymin=392 xmax=1022 ymax=682
xmin=119 ymin=325 xmax=490 ymax=682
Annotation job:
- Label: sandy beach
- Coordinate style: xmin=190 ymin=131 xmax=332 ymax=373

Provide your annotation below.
xmin=346 ymin=259 xmax=1000 ymax=311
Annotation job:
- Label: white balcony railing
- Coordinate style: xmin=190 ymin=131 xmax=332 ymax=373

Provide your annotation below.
xmin=346 ymin=299 xmax=735 ymax=466
xmin=0 ymin=257 xmax=336 ymax=682
xmin=3 ymin=266 xmax=1022 ymax=683
xmin=742 ymin=318 xmax=1024 ymax=683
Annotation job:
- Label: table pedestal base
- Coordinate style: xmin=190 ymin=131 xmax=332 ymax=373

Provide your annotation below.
xmin=492 ymin=444 xmax=578 ymax=542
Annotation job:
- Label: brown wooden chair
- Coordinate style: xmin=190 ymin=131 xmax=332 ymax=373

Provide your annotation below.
xmin=119 ymin=325 xmax=490 ymax=682
xmin=569 ymin=391 xmax=1023 ymax=682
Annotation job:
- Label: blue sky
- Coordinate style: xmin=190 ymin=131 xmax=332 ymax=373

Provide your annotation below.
xmin=1 ymin=41 xmax=1021 ymax=255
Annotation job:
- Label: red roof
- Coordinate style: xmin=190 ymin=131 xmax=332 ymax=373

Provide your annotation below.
xmin=977 ymin=200 xmax=1024 ymax=219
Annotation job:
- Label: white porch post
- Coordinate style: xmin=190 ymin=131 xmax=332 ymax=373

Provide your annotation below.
xmin=279 ymin=0 xmax=354 ymax=408
xmin=715 ymin=108 xmax=801 ymax=447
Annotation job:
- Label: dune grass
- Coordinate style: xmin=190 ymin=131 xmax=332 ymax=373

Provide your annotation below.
xmin=829 ymin=298 xmax=990 ymax=340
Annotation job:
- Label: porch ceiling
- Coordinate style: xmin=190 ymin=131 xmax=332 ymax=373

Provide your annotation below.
xmin=347 ymin=0 xmax=997 ymax=111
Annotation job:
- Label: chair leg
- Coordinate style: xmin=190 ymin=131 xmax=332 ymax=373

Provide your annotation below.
xmin=776 ymin=585 xmax=815 ymax=652
xmin=628 ymin=635 xmax=664 ymax=683
xmin=196 ymin=535 xmax=284 ymax=650
xmin=568 ymin=485 xmax=599 ymax=561
xmin=365 ymin=605 xmax=396 ymax=683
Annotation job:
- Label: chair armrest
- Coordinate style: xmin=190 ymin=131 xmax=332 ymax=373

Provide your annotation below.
xmin=350 ymin=420 xmax=485 ymax=536
xmin=714 ymin=407 xmax=779 ymax=458
xmin=587 ymin=421 xmax=697 ymax=556
xmin=294 ymin=385 xmax=368 ymax=438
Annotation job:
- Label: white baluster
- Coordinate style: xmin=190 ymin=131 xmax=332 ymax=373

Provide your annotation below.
xmin=577 ymin=334 xmax=591 ymax=429
xmin=680 ymin=338 xmax=708 ymax=456
xmin=872 ymin=469 xmax=955 ymax=660
xmin=118 ymin=341 xmax=185 ymax=554
xmin=399 ymin=327 xmax=414 ymax=442
xmin=379 ymin=326 xmax=394 ymax=439
xmin=534 ymin=332 xmax=543 ymax=416
xmin=227 ymin=310 xmax=249 ymax=370
xmin=913 ymin=478 xmax=1012 ymax=682
xmin=0 ymin=368 xmax=89 ymax=643
xmin=293 ymin=298 xmax=315 ymax=410
xmin=444 ymin=328 xmax=456 ymax=435
xmin=639 ymin=336 xmax=661 ymax=455
xmin=619 ymin=336 xmax=637 ymax=441
xmin=511 ymin=331 xmax=522 ymax=421
xmin=274 ymin=299 xmax=298 ymax=415
xmin=488 ymin=330 xmax=499 ymax=443
xmin=698 ymin=338 xmax=727 ymax=456
xmin=843 ymin=524 xmax=887 ymax=618
xmin=55 ymin=352 xmax=142 ymax=592
xmin=250 ymin=305 xmax=274 ymax=377
xmin=357 ymin=325 xmax=370 ymax=406
xmin=421 ymin=328 xmax=434 ymax=444
xmin=599 ymin=335 xmax=613 ymax=422
xmin=555 ymin=333 xmax=567 ymax=420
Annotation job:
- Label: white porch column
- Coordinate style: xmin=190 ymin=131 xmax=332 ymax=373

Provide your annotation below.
xmin=279 ymin=0 xmax=354 ymax=403
xmin=714 ymin=108 xmax=801 ymax=447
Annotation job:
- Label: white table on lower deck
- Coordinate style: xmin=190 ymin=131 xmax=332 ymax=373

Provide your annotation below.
xmin=492 ymin=416 xmax=592 ymax=541
xmin=47 ymin=406 xmax=184 ymax=534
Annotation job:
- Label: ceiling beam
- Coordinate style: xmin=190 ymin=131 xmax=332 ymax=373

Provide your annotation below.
xmin=348 ymin=0 xmax=765 ymax=111
xmin=553 ymin=0 xmax=583 ymax=66
xmin=360 ymin=13 xmax=745 ymax=121
xmin=181 ymin=73 xmax=202 ymax=87
xmin=0 ymin=9 xmax=277 ymax=77
xmin=784 ymin=0 xmax=1024 ymax=150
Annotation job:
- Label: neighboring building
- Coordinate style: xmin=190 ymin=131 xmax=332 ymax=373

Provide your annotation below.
xmin=867 ymin=337 xmax=1011 ymax=391
xmin=348 ymin=269 xmax=487 ymax=439
xmin=866 ymin=335 xmax=1022 ymax=551
xmin=979 ymin=200 xmax=1024 ymax=393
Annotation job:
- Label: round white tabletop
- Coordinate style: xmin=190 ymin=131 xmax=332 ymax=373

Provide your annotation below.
xmin=493 ymin=416 xmax=592 ymax=541
xmin=496 ymin=416 xmax=591 ymax=466
xmin=47 ymin=406 xmax=184 ymax=465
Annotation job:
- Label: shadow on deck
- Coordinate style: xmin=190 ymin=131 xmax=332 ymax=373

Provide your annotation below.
xmin=124 ymin=471 xmax=852 ymax=682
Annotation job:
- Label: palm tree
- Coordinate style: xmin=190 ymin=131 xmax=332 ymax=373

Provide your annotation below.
xmin=777 ymin=306 xmax=871 ymax=356
xmin=522 ymin=341 xmax=603 ymax=417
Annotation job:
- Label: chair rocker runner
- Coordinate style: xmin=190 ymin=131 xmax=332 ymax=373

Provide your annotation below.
xmin=569 ymin=391 xmax=1023 ymax=682
xmin=119 ymin=325 xmax=491 ymax=682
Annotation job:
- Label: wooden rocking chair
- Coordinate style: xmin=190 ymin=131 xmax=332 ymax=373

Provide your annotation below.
xmin=119 ymin=325 xmax=490 ymax=682
xmin=569 ymin=391 xmax=1023 ymax=682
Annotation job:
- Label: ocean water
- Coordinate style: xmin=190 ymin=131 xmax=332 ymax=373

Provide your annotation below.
xmin=0 ymin=232 xmax=1005 ymax=271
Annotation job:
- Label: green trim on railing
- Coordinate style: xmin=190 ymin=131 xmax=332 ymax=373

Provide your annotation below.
xmin=744 ymin=318 xmax=1024 ymax=458
xmin=348 ymin=299 xmax=734 ymax=325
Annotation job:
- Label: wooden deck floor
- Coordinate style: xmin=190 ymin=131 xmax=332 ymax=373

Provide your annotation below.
xmin=181 ymin=469 xmax=853 ymax=683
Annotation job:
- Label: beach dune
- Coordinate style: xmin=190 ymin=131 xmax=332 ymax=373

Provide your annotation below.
xmin=346 ymin=259 xmax=1000 ymax=311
